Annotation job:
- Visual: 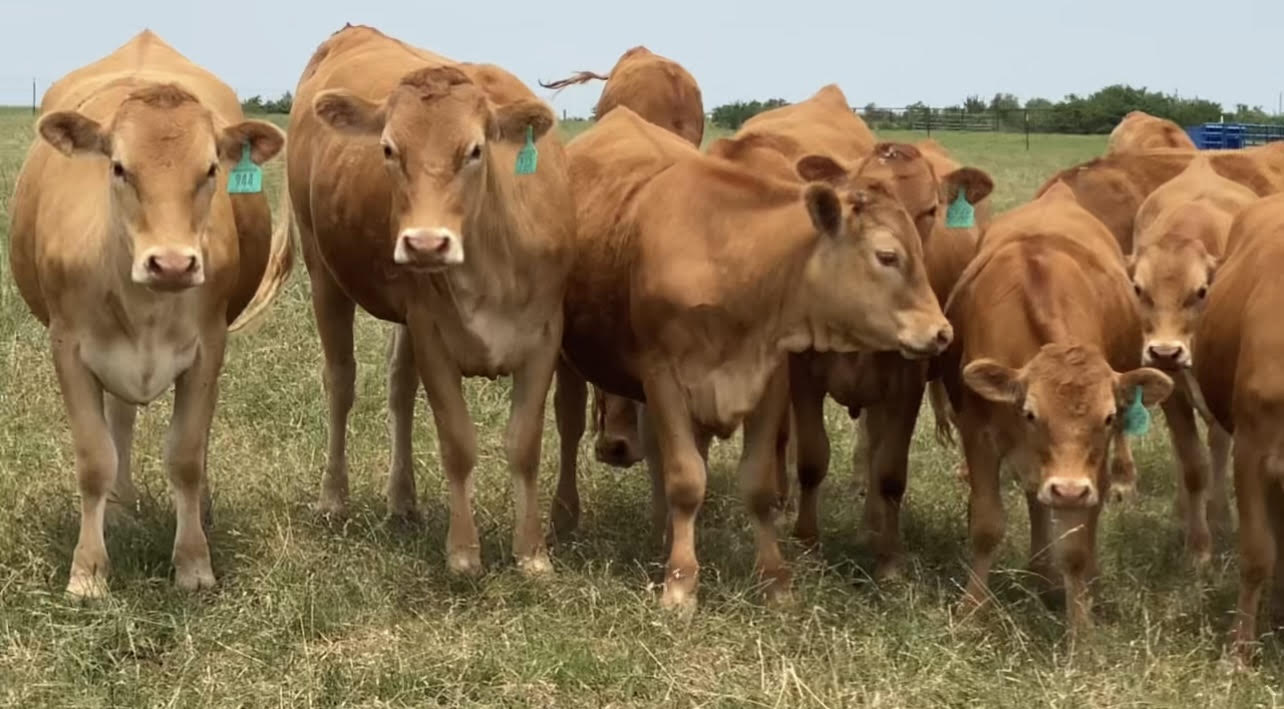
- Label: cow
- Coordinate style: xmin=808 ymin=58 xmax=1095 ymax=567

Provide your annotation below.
xmin=1129 ymin=156 xmax=1258 ymax=561
xmin=786 ymin=143 xmax=993 ymax=580
xmin=735 ymin=83 xmax=876 ymax=164
xmin=8 ymin=29 xmax=292 ymax=597
xmin=541 ymin=46 xmax=705 ymax=475
xmin=1034 ymin=142 xmax=1284 ymax=253
xmin=1107 ymin=110 xmax=1197 ymax=154
xmin=553 ymin=106 xmax=952 ymax=609
xmin=288 ymin=24 xmax=574 ymax=575
xmin=1193 ymin=193 xmax=1284 ymax=659
xmin=940 ymin=181 xmax=1173 ymax=630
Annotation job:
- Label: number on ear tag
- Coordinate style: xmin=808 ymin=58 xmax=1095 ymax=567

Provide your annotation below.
xmin=227 ymin=140 xmax=263 ymax=194
xmin=945 ymin=189 xmax=975 ymax=229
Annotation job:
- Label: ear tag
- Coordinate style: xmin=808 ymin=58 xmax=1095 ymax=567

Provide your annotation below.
xmin=227 ymin=140 xmax=263 ymax=194
xmin=945 ymin=188 xmax=975 ymax=229
xmin=1122 ymin=387 xmax=1150 ymax=436
xmin=514 ymin=125 xmax=538 ymax=175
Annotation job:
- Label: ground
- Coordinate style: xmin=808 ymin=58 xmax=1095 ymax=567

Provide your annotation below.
xmin=1 ymin=107 xmax=1279 ymax=707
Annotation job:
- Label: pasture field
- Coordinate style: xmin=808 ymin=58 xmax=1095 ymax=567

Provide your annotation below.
xmin=1 ymin=108 xmax=1280 ymax=707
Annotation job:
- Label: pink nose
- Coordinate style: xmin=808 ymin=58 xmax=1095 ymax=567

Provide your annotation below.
xmin=139 ymin=248 xmax=202 ymax=287
xmin=395 ymin=228 xmax=462 ymax=267
xmin=1043 ymin=478 xmax=1096 ymax=507
xmin=404 ymin=233 xmax=452 ymax=256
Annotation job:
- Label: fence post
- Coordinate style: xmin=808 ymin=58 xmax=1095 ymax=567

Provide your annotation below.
xmin=1024 ymin=109 xmax=1030 ymax=151
xmin=926 ymin=109 xmax=932 ymax=138
xmin=32 ymin=79 xmax=37 ymax=115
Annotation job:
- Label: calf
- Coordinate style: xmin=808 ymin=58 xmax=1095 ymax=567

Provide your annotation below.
xmin=1193 ymin=193 xmax=1284 ymax=659
xmin=289 ymin=24 xmax=574 ymax=574
xmin=942 ymin=182 xmax=1172 ymax=629
xmin=556 ymin=108 xmax=950 ymax=609
xmin=8 ymin=30 xmax=291 ymax=597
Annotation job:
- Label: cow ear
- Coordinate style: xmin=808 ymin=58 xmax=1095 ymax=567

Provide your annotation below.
xmin=38 ymin=111 xmax=109 ymax=157
xmin=492 ymin=99 xmax=555 ymax=143
xmin=804 ymin=183 xmax=843 ymax=238
xmin=1116 ymin=367 xmax=1173 ymax=408
xmin=314 ymin=89 xmax=387 ymax=136
xmin=941 ymin=167 xmax=994 ymax=207
xmin=796 ymin=154 xmax=847 ymax=185
xmin=963 ymin=359 xmax=1023 ymax=404
xmin=219 ymin=120 xmax=286 ymax=165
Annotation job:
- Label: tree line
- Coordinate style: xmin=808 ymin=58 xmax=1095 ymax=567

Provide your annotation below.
xmin=241 ymin=92 xmax=293 ymax=114
xmin=711 ymin=84 xmax=1284 ymax=134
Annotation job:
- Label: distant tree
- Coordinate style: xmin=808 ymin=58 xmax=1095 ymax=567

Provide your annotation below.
xmin=709 ymin=98 xmax=788 ymax=130
xmin=990 ymin=93 xmax=1021 ymax=112
xmin=963 ymin=95 xmax=987 ymax=114
xmin=242 ymin=92 xmax=292 ymax=115
xmin=240 ymin=95 xmax=266 ymax=113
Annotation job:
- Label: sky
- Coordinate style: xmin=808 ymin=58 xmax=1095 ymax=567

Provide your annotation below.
xmin=1 ymin=0 xmax=1281 ymax=117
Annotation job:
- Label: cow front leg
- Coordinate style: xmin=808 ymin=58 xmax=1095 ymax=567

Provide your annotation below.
xmin=505 ymin=330 xmax=560 ymax=576
xmin=862 ymin=374 xmax=924 ymax=582
xmin=385 ymin=325 xmax=420 ymax=520
xmin=739 ymin=364 xmax=793 ymax=603
xmin=1163 ymin=391 xmax=1214 ymax=564
xmin=305 ymin=239 xmax=357 ymax=517
xmin=959 ymin=420 xmax=1005 ymax=613
xmin=549 ymin=358 xmax=587 ymax=543
xmin=788 ymin=358 xmax=830 ymax=548
xmin=104 ymin=394 xmax=139 ymax=516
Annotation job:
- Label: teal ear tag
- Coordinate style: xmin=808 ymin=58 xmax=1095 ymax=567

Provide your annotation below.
xmin=227 ymin=141 xmax=263 ymax=194
xmin=514 ymin=125 xmax=538 ymax=175
xmin=1122 ymin=387 xmax=1150 ymax=436
xmin=945 ymin=189 xmax=975 ymax=229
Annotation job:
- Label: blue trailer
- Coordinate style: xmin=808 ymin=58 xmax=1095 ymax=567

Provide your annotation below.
xmin=1186 ymin=122 xmax=1284 ymax=149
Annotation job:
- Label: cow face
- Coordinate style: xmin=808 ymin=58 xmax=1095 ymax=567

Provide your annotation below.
xmin=964 ymin=344 xmax=1172 ymax=508
xmin=794 ymin=155 xmax=952 ymax=358
xmin=38 ymin=84 xmax=284 ymax=291
xmin=313 ymin=66 xmax=555 ymax=271
xmin=855 ymin=143 xmax=994 ymax=244
xmin=1130 ymin=237 xmax=1216 ymax=370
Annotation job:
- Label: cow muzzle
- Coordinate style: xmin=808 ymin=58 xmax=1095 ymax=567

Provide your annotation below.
xmin=898 ymin=321 xmax=953 ymax=360
xmin=133 ymin=247 xmax=204 ymax=291
xmin=394 ymin=228 xmax=465 ymax=269
xmin=1143 ymin=340 xmax=1191 ymax=370
xmin=1038 ymin=476 xmax=1099 ymax=508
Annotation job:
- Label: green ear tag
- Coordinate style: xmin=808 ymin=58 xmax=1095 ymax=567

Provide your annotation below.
xmin=227 ymin=141 xmax=263 ymax=194
xmin=945 ymin=189 xmax=975 ymax=229
xmin=514 ymin=125 xmax=538 ymax=175
xmin=1122 ymin=387 xmax=1150 ymax=437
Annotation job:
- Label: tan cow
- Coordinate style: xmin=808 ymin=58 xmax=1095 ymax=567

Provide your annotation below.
xmin=8 ymin=30 xmax=292 ymax=597
xmin=1193 ymin=193 xmax=1284 ymax=658
xmin=554 ymin=107 xmax=951 ymax=609
xmin=941 ymin=182 xmax=1172 ymax=629
xmin=1129 ymin=156 xmax=1258 ymax=561
xmin=1107 ymin=110 xmax=1197 ymax=154
xmin=786 ymin=142 xmax=993 ymax=580
xmin=735 ymin=84 xmax=876 ymax=163
xmin=542 ymin=46 xmax=705 ymax=472
xmin=1034 ymin=142 xmax=1284 ymax=252
xmin=288 ymin=24 xmax=574 ymax=575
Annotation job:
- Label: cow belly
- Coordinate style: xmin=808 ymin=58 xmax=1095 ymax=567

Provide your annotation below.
xmin=80 ymin=334 xmax=199 ymax=405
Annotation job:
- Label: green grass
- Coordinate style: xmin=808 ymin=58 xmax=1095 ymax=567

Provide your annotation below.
xmin=2 ymin=110 xmax=1279 ymax=707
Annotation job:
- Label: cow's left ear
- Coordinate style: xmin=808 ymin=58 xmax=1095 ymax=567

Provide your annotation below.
xmin=940 ymin=167 xmax=994 ymax=207
xmin=1116 ymin=367 xmax=1174 ymax=408
xmin=964 ymin=359 xmax=1023 ymax=404
xmin=38 ymin=111 xmax=109 ymax=157
xmin=491 ymin=99 xmax=555 ymax=143
xmin=218 ymin=120 xmax=286 ymax=164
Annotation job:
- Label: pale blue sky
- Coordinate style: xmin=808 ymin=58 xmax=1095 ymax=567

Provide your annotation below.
xmin=1 ymin=0 xmax=1281 ymax=117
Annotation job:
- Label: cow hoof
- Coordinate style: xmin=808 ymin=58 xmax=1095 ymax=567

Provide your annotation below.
xmin=762 ymin=573 xmax=794 ymax=607
xmin=874 ymin=560 xmax=904 ymax=584
xmin=314 ymin=496 xmax=348 ymax=519
xmin=1110 ymin=483 xmax=1135 ymax=503
xmin=659 ymin=586 xmax=697 ymax=615
xmin=66 ymin=571 xmax=110 ymax=600
xmin=386 ymin=503 xmax=422 ymax=524
xmin=174 ymin=562 xmax=216 ymax=592
xmin=447 ymin=550 xmax=483 ymax=577
xmin=517 ymin=553 xmax=554 ymax=577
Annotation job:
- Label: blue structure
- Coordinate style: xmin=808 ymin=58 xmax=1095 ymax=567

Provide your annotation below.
xmin=1186 ymin=122 xmax=1284 ymax=149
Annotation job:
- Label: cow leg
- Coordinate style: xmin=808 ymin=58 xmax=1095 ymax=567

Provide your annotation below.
xmin=1269 ymin=484 xmax=1284 ymax=630
xmin=642 ymin=369 xmax=706 ymax=611
xmin=789 ymin=360 xmax=830 ymax=548
xmin=1232 ymin=437 xmax=1271 ymax=658
xmin=1052 ymin=504 xmax=1101 ymax=632
xmin=862 ymin=377 xmax=924 ymax=582
xmin=53 ymin=333 xmax=116 ymax=599
xmin=165 ymin=329 xmax=226 ymax=592
xmin=1163 ymin=392 xmax=1213 ymax=564
xmin=505 ymin=333 xmax=560 ymax=576
xmin=640 ymin=410 xmax=669 ymax=547
xmin=104 ymin=394 xmax=139 ymax=513
xmin=959 ymin=421 xmax=1004 ymax=612
xmin=774 ymin=407 xmax=793 ymax=510
xmin=385 ymin=325 xmax=420 ymax=520
xmin=1026 ymin=492 xmax=1055 ymax=587
xmin=406 ymin=322 xmax=481 ymax=575
xmin=549 ymin=358 xmax=587 ymax=542
xmin=306 ymin=245 xmax=357 ymax=517
xmin=1109 ymin=429 xmax=1137 ymax=501
xmin=1207 ymin=422 xmax=1233 ymax=536
xmin=738 ymin=364 xmax=793 ymax=603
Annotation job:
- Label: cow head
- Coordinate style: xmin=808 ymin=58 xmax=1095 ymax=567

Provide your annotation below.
xmin=312 ymin=66 xmax=555 ymax=271
xmin=793 ymin=155 xmax=953 ymax=358
xmin=38 ymin=84 xmax=284 ymax=291
xmin=854 ymin=143 xmax=993 ymax=243
xmin=591 ymin=388 xmax=643 ymax=468
xmin=964 ymin=344 xmax=1172 ymax=508
xmin=1129 ymin=219 xmax=1219 ymax=370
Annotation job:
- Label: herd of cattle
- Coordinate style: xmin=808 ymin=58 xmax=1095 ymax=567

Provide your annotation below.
xmin=9 ymin=25 xmax=1284 ymax=660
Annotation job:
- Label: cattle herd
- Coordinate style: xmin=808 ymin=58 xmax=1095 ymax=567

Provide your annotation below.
xmin=8 ymin=25 xmax=1284 ymax=662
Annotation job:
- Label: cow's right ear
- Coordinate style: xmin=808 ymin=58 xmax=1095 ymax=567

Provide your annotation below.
xmin=941 ymin=167 xmax=994 ymax=207
xmin=796 ymin=154 xmax=847 ymax=186
xmin=313 ymin=90 xmax=386 ymax=136
xmin=963 ymin=359 xmax=1023 ymax=404
xmin=804 ymin=183 xmax=843 ymax=238
xmin=38 ymin=111 xmax=108 ymax=157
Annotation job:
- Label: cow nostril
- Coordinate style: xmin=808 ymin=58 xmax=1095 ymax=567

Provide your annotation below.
xmin=145 ymin=255 xmax=163 ymax=274
xmin=433 ymin=236 xmax=451 ymax=253
xmin=935 ymin=328 xmax=951 ymax=345
xmin=184 ymin=255 xmax=198 ymax=273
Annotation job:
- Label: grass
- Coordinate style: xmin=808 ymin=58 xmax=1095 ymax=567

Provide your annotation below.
xmin=2 ymin=109 xmax=1281 ymax=707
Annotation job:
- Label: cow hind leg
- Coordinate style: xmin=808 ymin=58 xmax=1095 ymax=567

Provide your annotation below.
xmin=959 ymin=420 xmax=1005 ymax=614
xmin=549 ymin=358 xmax=587 ymax=543
xmin=305 ymin=240 xmax=358 ymax=518
xmin=1232 ymin=436 xmax=1273 ymax=659
xmin=385 ymin=325 xmax=420 ymax=520
xmin=1208 ymin=422 xmax=1233 ymax=537
xmin=789 ymin=361 xmax=830 ymax=548
xmin=505 ymin=335 xmax=560 ymax=576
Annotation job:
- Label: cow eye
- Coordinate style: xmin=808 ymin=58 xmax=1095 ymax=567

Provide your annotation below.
xmin=876 ymin=249 xmax=900 ymax=267
xmin=206 ymin=164 xmax=218 ymax=179
xmin=1196 ymin=285 xmax=1209 ymax=300
xmin=468 ymin=144 xmax=483 ymax=161
xmin=920 ymin=206 xmax=937 ymax=220
xmin=1104 ymin=412 xmax=1116 ymax=427
xmin=111 ymin=161 xmax=126 ymax=179
xmin=382 ymin=143 xmax=394 ymax=160
xmin=1024 ymin=409 xmax=1037 ymax=423
xmin=1133 ymin=283 xmax=1144 ymax=298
